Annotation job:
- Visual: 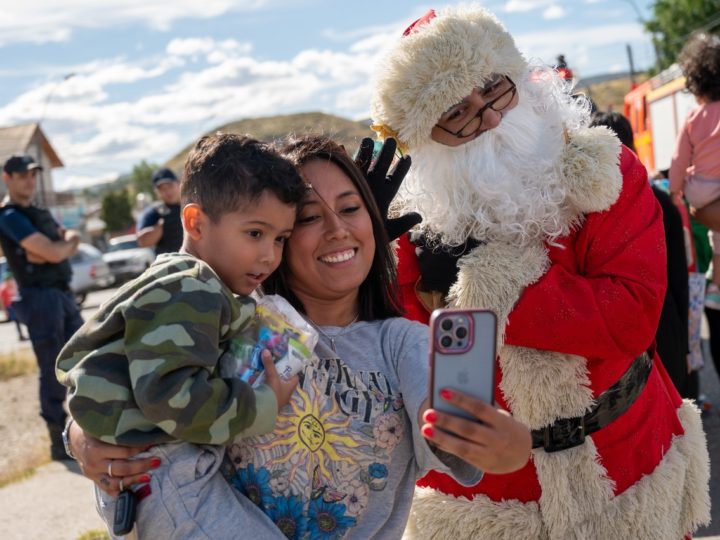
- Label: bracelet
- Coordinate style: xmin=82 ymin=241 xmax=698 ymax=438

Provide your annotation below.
xmin=62 ymin=418 xmax=76 ymax=460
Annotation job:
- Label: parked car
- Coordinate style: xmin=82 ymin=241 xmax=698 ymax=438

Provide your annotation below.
xmin=70 ymin=243 xmax=115 ymax=305
xmin=0 ymin=257 xmax=13 ymax=321
xmin=102 ymin=234 xmax=155 ymax=282
xmin=1 ymin=245 xmax=112 ymax=308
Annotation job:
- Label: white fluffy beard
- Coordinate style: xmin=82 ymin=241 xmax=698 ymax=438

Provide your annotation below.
xmin=398 ymin=77 xmax=583 ymax=247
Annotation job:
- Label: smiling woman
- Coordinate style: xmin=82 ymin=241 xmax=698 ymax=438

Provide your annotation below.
xmin=66 ymin=134 xmax=533 ymax=540
xmin=267 ymin=134 xmax=401 ymax=326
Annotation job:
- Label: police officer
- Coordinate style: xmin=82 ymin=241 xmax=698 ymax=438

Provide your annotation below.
xmin=136 ymin=167 xmax=183 ymax=254
xmin=0 ymin=155 xmax=83 ymax=460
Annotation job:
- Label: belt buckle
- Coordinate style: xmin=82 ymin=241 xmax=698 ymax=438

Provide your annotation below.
xmin=543 ymin=416 xmax=586 ymax=453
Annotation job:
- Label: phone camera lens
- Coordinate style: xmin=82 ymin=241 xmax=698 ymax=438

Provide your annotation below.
xmin=441 ymin=319 xmax=453 ymax=331
xmin=440 ymin=335 xmax=453 ymax=348
xmin=455 ymin=326 xmax=468 ymax=339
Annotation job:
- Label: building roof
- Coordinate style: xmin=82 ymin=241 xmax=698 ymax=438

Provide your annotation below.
xmin=0 ymin=123 xmax=63 ymax=168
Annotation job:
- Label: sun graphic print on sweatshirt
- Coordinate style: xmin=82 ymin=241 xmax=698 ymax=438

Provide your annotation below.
xmin=226 ymin=355 xmax=406 ymax=540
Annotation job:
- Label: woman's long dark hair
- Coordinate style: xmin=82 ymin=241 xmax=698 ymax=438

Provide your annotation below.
xmin=262 ymin=134 xmax=402 ymax=321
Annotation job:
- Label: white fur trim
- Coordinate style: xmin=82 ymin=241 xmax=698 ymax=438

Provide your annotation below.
xmin=562 ymin=126 xmax=623 ymax=214
xmin=498 ymin=346 xmax=594 ymax=428
xmin=447 ymin=241 xmax=549 ymax=346
xmin=371 ymin=4 xmax=527 ymax=151
xmin=404 ymin=486 xmax=543 ymax=540
xmin=534 ymin=437 xmax=615 ymax=539
xmin=405 ymin=400 xmax=710 ymax=540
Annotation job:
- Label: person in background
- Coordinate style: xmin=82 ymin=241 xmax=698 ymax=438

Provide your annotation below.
xmin=136 ymin=167 xmax=183 ymax=255
xmin=668 ymin=31 xmax=720 ymax=308
xmin=0 ymin=154 xmax=83 ymax=460
xmin=370 ymin=5 xmax=709 ymax=538
xmin=0 ymin=269 xmax=27 ymax=341
xmin=555 ymin=54 xmax=573 ymax=81
xmin=592 ymin=111 xmax=693 ymax=399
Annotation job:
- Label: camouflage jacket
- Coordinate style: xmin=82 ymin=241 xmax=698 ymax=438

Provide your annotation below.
xmin=56 ymin=252 xmax=278 ymax=446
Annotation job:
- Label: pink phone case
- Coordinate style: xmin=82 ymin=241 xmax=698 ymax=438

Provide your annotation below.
xmin=429 ymin=308 xmax=497 ymax=420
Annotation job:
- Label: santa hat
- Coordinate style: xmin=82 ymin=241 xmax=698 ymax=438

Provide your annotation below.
xmin=370 ymin=4 xmax=527 ymax=152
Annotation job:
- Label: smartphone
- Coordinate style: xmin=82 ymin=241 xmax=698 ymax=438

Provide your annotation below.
xmin=113 ymin=489 xmax=137 ymax=536
xmin=429 ymin=308 xmax=497 ymax=420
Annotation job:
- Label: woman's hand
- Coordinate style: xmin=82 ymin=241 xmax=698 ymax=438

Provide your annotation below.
xmin=421 ymin=389 xmax=531 ymax=474
xmin=69 ymin=421 xmax=159 ymax=496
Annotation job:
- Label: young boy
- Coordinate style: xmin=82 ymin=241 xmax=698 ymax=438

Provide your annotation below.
xmin=56 ymin=133 xmax=307 ymax=538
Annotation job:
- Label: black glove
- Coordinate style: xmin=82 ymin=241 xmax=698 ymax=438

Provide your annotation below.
xmin=410 ymin=232 xmax=482 ymax=296
xmin=355 ymin=137 xmax=422 ymax=241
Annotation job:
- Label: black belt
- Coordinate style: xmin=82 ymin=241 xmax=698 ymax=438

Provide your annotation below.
xmin=531 ymin=351 xmax=653 ymax=453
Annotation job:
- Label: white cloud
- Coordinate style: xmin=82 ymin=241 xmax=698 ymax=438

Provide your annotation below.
xmin=543 ymin=4 xmax=566 ymax=19
xmin=0 ymin=0 xmax=269 ymax=47
xmin=0 ymin=23 xmax=392 ymax=190
xmin=53 ymin=171 xmax=120 ymax=191
xmin=515 ymin=22 xmax=646 ymax=73
xmin=504 ymin=0 xmax=554 ymax=13
xmin=166 ymin=38 xmax=252 ymax=62
xmin=166 ymin=38 xmax=222 ymax=57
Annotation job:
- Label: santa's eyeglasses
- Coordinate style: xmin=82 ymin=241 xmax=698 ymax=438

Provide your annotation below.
xmin=434 ymin=76 xmax=516 ymax=139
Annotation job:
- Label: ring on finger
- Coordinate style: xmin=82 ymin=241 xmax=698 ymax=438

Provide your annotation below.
xmin=119 ymin=478 xmax=125 ymax=492
xmin=107 ymin=460 xmax=114 ymax=478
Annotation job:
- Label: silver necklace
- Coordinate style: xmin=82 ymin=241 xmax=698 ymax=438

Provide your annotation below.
xmin=307 ymin=314 xmax=360 ymax=353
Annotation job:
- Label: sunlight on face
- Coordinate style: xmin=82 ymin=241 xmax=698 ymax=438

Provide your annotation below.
xmin=198 ymin=191 xmax=296 ymax=296
xmin=284 ymin=160 xmax=375 ymax=305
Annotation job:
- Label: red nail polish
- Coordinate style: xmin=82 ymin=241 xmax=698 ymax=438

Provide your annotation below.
xmin=424 ymin=410 xmax=437 ymax=423
xmin=440 ymin=389 xmax=453 ymax=400
xmin=422 ymin=425 xmax=434 ymax=438
xmin=150 ymin=458 xmax=162 ymax=468
xmin=139 ymin=475 xmax=151 ymax=483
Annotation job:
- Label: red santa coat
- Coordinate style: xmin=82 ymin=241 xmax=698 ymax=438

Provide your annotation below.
xmin=398 ymin=146 xmax=710 ymax=539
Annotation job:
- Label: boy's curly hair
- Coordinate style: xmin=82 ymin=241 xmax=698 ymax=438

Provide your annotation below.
xmin=678 ymin=31 xmax=720 ymax=102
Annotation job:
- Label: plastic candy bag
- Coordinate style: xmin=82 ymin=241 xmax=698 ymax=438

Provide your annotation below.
xmin=229 ymin=294 xmax=317 ymax=387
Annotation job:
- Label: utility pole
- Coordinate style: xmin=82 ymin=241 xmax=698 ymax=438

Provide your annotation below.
xmin=621 ymin=0 xmax=661 ymax=72
xmin=36 ymin=72 xmax=75 ymax=208
xmin=626 ymin=44 xmax=636 ymax=88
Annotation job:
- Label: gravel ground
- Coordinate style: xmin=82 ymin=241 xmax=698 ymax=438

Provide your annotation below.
xmin=0 ymin=373 xmax=52 ymax=485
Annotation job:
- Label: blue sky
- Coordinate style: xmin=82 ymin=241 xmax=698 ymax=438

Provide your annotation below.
xmin=0 ymin=0 xmax=655 ymax=191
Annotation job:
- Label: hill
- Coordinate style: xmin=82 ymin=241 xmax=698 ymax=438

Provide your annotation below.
xmin=165 ymin=112 xmax=374 ymax=172
xmin=575 ymin=73 xmax=649 ymax=113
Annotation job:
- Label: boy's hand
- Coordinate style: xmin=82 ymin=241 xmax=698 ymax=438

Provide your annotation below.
xmin=260 ymin=349 xmax=298 ymax=409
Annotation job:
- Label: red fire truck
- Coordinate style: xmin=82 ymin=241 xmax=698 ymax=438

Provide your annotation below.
xmin=623 ymin=64 xmax=698 ymax=175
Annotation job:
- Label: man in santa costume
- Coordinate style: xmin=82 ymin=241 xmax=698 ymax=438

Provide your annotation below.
xmin=369 ymin=4 xmax=710 ymax=539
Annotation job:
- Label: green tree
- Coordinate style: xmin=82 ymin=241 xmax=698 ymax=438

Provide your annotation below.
xmin=101 ymin=189 xmax=134 ymax=233
xmin=645 ymin=0 xmax=720 ymax=70
xmin=129 ymin=160 xmax=157 ymax=198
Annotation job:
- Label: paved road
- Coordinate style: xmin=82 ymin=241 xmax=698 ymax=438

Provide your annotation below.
xmin=0 ymin=286 xmax=118 ymax=354
xmin=0 ymin=287 xmax=718 ymax=538
xmin=698 ymin=315 xmax=720 ymax=538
